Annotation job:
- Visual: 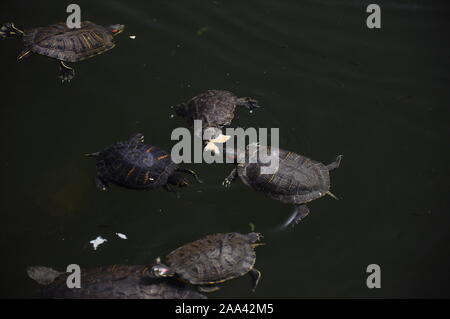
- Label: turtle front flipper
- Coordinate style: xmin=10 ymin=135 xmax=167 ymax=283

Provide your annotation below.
xmin=58 ymin=60 xmax=75 ymax=82
xmin=249 ymin=268 xmax=262 ymax=292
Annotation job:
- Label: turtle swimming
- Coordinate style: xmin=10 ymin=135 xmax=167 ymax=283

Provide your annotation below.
xmin=152 ymin=232 xmax=264 ymax=293
xmin=0 ymin=21 xmax=124 ymax=82
xmin=85 ymin=133 xmax=202 ymax=192
xmin=27 ymin=264 xmax=206 ymax=299
xmin=223 ymin=144 xmax=342 ymax=228
xmin=174 ymin=90 xmax=261 ymax=154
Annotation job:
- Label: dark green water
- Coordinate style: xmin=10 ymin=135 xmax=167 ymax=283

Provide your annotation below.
xmin=0 ymin=0 xmax=449 ymax=298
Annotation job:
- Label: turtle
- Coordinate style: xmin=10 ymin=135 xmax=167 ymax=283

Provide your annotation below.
xmin=151 ymin=232 xmax=264 ymax=293
xmin=0 ymin=21 xmax=124 ymax=82
xmin=174 ymin=90 xmax=261 ymax=154
xmin=27 ymin=264 xmax=207 ymax=299
xmin=85 ymin=133 xmax=202 ymax=192
xmin=223 ymin=144 xmax=342 ymax=228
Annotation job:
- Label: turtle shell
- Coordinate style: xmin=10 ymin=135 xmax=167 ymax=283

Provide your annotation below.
xmin=23 ymin=21 xmax=115 ymax=62
xmin=175 ymin=90 xmax=238 ymax=129
xmin=166 ymin=232 xmax=260 ymax=285
xmin=41 ymin=265 xmax=206 ymax=299
xmin=96 ymin=136 xmax=177 ymax=189
xmin=238 ymin=146 xmax=330 ymax=204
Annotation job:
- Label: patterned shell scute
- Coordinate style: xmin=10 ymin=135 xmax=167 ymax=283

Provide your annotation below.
xmin=181 ymin=90 xmax=238 ymax=128
xmin=44 ymin=265 xmax=206 ymax=299
xmin=166 ymin=233 xmax=256 ymax=285
xmin=239 ymin=147 xmax=330 ymax=204
xmin=23 ymin=21 xmax=114 ymax=62
xmin=99 ymin=141 xmax=177 ymax=189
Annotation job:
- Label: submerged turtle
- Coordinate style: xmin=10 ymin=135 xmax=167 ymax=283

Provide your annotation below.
xmin=85 ymin=133 xmax=202 ymax=191
xmin=223 ymin=144 xmax=342 ymax=228
xmin=27 ymin=264 xmax=206 ymax=299
xmin=174 ymin=90 xmax=261 ymax=154
xmin=151 ymin=232 xmax=264 ymax=293
xmin=0 ymin=21 xmax=124 ymax=82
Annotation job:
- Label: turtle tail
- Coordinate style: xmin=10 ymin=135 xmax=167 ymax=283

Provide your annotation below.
xmin=27 ymin=266 xmax=63 ymax=286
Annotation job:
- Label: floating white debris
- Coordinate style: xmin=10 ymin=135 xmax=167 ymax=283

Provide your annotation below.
xmin=129 ymin=35 xmax=136 ymax=39
xmin=90 ymin=236 xmax=107 ymax=250
xmin=170 ymin=114 xmax=174 ymax=118
xmin=116 ymin=233 xmax=128 ymax=240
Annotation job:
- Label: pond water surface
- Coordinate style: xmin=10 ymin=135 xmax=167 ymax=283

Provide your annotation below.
xmin=0 ymin=0 xmax=449 ymax=298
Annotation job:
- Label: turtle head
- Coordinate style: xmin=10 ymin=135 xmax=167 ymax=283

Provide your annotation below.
xmin=108 ymin=24 xmax=124 ymax=36
xmin=151 ymin=257 xmax=175 ymax=278
xmin=0 ymin=22 xmax=24 ymax=39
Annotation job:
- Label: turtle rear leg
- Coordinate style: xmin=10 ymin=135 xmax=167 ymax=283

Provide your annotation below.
xmin=95 ymin=176 xmax=108 ymax=191
xmin=164 ymin=184 xmax=181 ymax=199
xmin=59 ymin=60 xmax=75 ymax=83
xmin=249 ymin=268 xmax=262 ymax=292
xmin=198 ymin=285 xmax=221 ymax=293
xmin=326 ymin=155 xmax=343 ymax=171
xmin=237 ymin=97 xmax=261 ymax=111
